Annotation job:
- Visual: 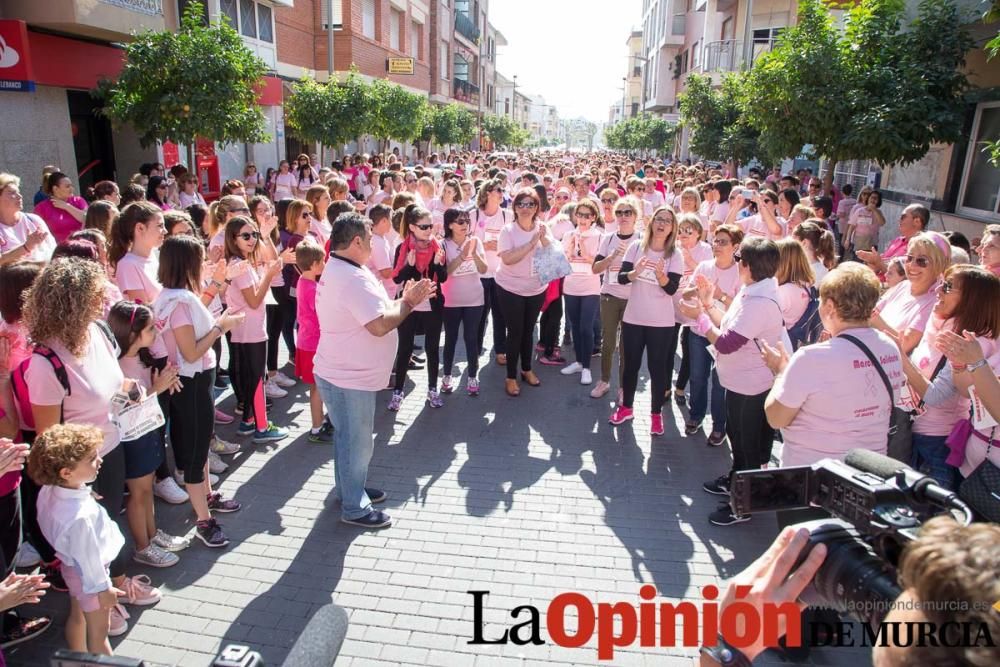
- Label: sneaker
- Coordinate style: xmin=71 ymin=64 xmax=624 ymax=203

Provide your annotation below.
xmin=580 ymin=369 xmax=593 ymax=385
xmin=153 ymin=477 xmax=189 ymax=505
xmin=592 ymin=348 xmax=602 ymax=357
xmin=214 ymin=408 xmax=234 ymax=425
xmin=14 ymin=542 xmax=40 ymax=568
xmin=39 ymin=561 xmax=67 ymax=592
xmin=264 ymin=379 xmax=288 ymax=399
xmin=341 ymin=509 xmax=392 ymax=528
xmin=366 ymin=487 xmax=387 ymax=503
xmin=684 ymin=421 xmax=702 ymax=436
xmin=702 ymin=475 xmax=731 ymax=497
xmin=650 ymin=413 xmax=665 ymax=436
xmin=534 ymin=342 xmax=545 ymax=353
xmin=117 ymin=574 xmax=162 ymax=606
xmin=560 ymin=361 xmax=583 ymax=375
xmin=195 ymin=518 xmax=230 ymax=548
xmin=707 ymin=431 xmax=727 ymax=447
xmin=441 ymin=375 xmax=455 ymax=394
xmin=173 ymin=471 xmax=219 ymax=487
xmin=253 ymin=423 xmax=288 ymax=443
xmin=0 ymin=613 xmax=50 ymax=648
xmin=133 ymin=544 xmax=179 ymax=568
xmin=408 ymin=357 xmax=424 ymax=370
xmin=387 ymin=390 xmax=404 ymax=412
xmin=207 ymin=450 xmax=228 ymax=474
xmin=709 ymin=502 xmax=750 ymax=526
xmin=272 ymin=371 xmax=296 ymax=388
xmin=674 ymin=390 xmax=687 ymax=406
xmin=214 ymin=374 xmax=230 ymax=389
xmin=467 ymin=378 xmax=480 ymax=397
xmin=427 ymin=388 xmax=444 ymax=408
xmin=237 ymin=421 xmax=256 ymax=437
xmin=109 ymin=605 xmax=130 ymax=637
xmin=308 ymin=427 xmax=333 ymax=444
xmin=538 ymin=354 xmax=566 ymax=366
xmin=210 ymin=435 xmax=241 ymax=456
xmin=609 ymin=405 xmax=634 ymax=425
xmin=590 ymin=381 xmax=610 ymax=398
xmin=207 ymin=492 xmax=242 ymax=513
xmin=152 ymin=530 xmax=190 ymax=552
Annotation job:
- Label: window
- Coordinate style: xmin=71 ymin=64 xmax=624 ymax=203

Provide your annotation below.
xmin=958 ymin=102 xmax=1000 ymax=219
xmin=692 ymin=41 xmax=700 ymax=69
xmin=239 ymin=0 xmax=256 ymax=38
xmin=721 ymin=17 xmax=734 ymax=41
xmin=440 ymin=40 xmax=449 ymax=80
xmin=362 ymin=0 xmax=376 ymax=40
xmin=220 ymin=0 xmax=238 ymax=27
xmin=389 ymin=10 xmax=401 ymax=50
xmin=410 ymin=22 xmax=421 ymax=59
xmin=633 ymin=65 xmax=641 ymax=77
xmin=454 ymin=54 xmax=469 ymax=81
xmin=257 ymin=4 xmax=273 ymax=42
xmin=321 ymin=0 xmax=343 ymax=30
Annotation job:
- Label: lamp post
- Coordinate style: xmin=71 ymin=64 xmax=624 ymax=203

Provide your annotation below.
xmin=511 ymin=75 xmax=518 ymax=122
xmin=622 ymin=76 xmax=627 ymax=122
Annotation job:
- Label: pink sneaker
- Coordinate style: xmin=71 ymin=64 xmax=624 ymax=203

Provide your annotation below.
xmin=214 ymin=409 xmax=234 ymax=425
xmin=609 ymin=405 xmax=634 ymax=425
xmin=650 ymin=413 xmax=664 ymax=436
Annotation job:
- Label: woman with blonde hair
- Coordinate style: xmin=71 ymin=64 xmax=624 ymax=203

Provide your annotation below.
xmin=775 ymin=238 xmax=816 ymax=338
xmin=0 ymin=172 xmax=56 ymax=264
xmin=793 ymin=220 xmax=837 ymax=283
xmin=206 ymin=195 xmax=251 ymax=254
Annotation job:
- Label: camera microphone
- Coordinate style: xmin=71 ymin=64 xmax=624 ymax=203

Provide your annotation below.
xmin=844 ymin=449 xmax=971 ymax=523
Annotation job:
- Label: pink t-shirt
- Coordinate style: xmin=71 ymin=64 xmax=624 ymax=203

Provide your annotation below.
xmin=715 ymin=278 xmax=790 ymax=396
xmin=771 ymin=327 xmax=902 ymax=466
xmin=313 ymin=255 xmax=398 ymax=391
xmin=562 ymin=227 xmax=602 ymax=297
xmin=691 ymin=259 xmax=741 ymax=308
xmin=366 ymin=233 xmax=397 ymax=298
xmin=310 ymin=216 xmax=332 ymax=245
xmin=442 ymin=238 xmax=485 ymax=308
xmin=159 ymin=302 xmax=216 ymax=375
xmin=226 ymin=261 xmax=268 ymax=343
xmin=621 ymin=242 xmax=685 ymax=328
xmin=295 ymin=277 xmax=320 ymax=352
xmin=473 ymin=208 xmax=512 ymax=277
xmin=740 ymin=213 xmax=786 ymax=241
xmin=778 ymin=282 xmax=811 ymax=329
xmin=33 ymin=196 xmax=86 ymax=243
xmin=115 ymin=252 xmax=162 ymax=304
xmin=0 ymin=213 xmax=55 ymax=262
xmin=24 ymin=323 xmax=124 ymax=456
xmin=597 ymin=231 xmax=638 ymax=300
xmin=117 ymin=355 xmax=152 ymax=395
xmin=494 ymin=221 xmax=550 ymax=297
xmin=961 ymin=349 xmax=1000 ymax=477
xmin=875 ymin=280 xmax=937 ymax=338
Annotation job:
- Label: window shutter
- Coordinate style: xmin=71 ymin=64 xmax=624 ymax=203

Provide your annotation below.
xmin=320 ymin=0 xmax=343 ymax=30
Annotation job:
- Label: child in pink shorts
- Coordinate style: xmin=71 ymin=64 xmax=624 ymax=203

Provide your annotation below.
xmin=294 ymin=241 xmax=330 ymax=443
xmin=28 ymin=424 xmax=125 ymax=655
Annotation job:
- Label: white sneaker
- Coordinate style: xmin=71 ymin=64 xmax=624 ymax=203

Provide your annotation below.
xmin=208 ymin=450 xmax=228 ymax=474
xmin=560 ymin=361 xmax=583 ymax=375
xmin=152 ymin=529 xmax=191 ymax=552
xmin=264 ymin=379 xmax=288 ymax=398
xmin=580 ymin=369 xmax=593 ymax=385
xmin=210 ymin=435 xmax=241 ymax=456
xmin=271 ymin=371 xmax=296 ymax=388
xmin=109 ymin=604 xmax=130 ymax=637
xmin=153 ymin=477 xmax=189 ymax=505
xmin=14 ymin=542 xmax=40 ymax=568
xmin=133 ymin=544 xmax=179 ymax=568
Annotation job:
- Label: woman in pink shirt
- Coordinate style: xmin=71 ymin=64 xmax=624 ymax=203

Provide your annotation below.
xmin=774 ymin=238 xmax=816 ymax=331
xmin=673 ymin=214 xmax=714 ymax=408
xmin=145 ymin=177 xmax=172 ymax=212
xmin=559 ymin=199 xmax=604 ymax=387
xmin=792 ymin=221 xmax=837 ymax=284
xmin=440 ymin=208 xmax=487 ymax=396
xmin=32 ymin=172 xmax=86 ymax=243
xmin=250 ymin=196 xmax=296 ymax=396
xmin=549 ymin=187 xmax=573 ymax=222
xmin=495 ymin=188 xmax=553 ymax=397
xmin=609 ymin=206 xmax=684 ymax=435
xmin=0 ymin=172 xmax=55 ymax=265
xmin=975 ymin=224 xmax=1000 ymax=277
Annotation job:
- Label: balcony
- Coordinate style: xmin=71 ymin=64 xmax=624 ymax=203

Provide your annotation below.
xmin=699 ymin=39 xmax=776 ymax=74
xmin=455 ymin=11 xmax=481 ymax=44
xmin=5 ymin=0 xmax=164 ymax=41
xmin=453 ymin=78 xmax=480 ymax=106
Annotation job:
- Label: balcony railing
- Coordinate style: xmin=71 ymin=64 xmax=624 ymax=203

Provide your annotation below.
xmin=455 ymin=11 xmax=481 ymax=43
xmin=700 ymin=39 xmax=776 ymax=73
xmin=99 ymin=0 xmax=163 ymax=15
xmin=453 ymin=77 xmax=480 ymax=105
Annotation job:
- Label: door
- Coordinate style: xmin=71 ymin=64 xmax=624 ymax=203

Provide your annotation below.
xmin=67 ymin=89 xmax=116 ymax=191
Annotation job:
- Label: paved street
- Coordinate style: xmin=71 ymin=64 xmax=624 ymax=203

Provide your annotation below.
xmin=9 ymin=341 xmax=862 ymax=666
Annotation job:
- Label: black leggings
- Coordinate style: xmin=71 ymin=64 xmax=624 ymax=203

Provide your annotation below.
xmin=442 ymin=305 xmax=484 ymax=378
xmin=675 ymin=326 xmax=691 ymax=391
xmin=267 ymin=285 xmax=296 ymax=371
xmin=478 ymin=278 xmax=507 ymax=355
xmin=151 ymin=356 xmax=172 ymax=482
xmin=726 ymin=389 xmax=774 ymax=476
xmin=92 ymin=444 xmax=128 ymax=578
xmin=496 ymin=286 xmax=545 ymax=380
xmin=0 ymin=489 xmax=21 ymax=576
xmin=233 ymin=341 xmax=267 ymax=424
xmin=394 ymin=309 xmax=443 ymax=391
xmin=621 ymin=322 xmax=678 ymax=413
xmin=170 ymin=369 xmax=216 ymax=484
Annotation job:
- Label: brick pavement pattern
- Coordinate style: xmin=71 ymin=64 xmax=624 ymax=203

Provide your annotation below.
xmin=8 ymin=342 xmax=865 ymax=666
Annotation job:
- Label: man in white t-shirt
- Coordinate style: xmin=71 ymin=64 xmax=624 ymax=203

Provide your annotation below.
xmin=313 ymin=212 xmax=434 ymax=528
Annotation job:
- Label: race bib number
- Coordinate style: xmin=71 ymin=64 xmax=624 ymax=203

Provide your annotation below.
xmin=453 ymin=259 xmax=477 ymax=277
xmin=112 ymin=393 xmax=166 ymax=441
xmin=636 ymin=265 xmax=659 ymax=285
xmin=570 ymin=259 xmax=592 ymax=274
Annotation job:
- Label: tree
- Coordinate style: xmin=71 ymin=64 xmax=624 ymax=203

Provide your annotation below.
xmin=285 ymin=69 xmax=375 ymax=149
xmin=425 ymin=104 xmax=477 ymax=148
xmin=100 ymin=1 xmax=268 ymax=155
xmin=982 ymin=1 xmax=1000 ymax=166
xmin=679 ymin=74 xmax=765 ymax=168
xmin=743 ymin=0 xmax=971 ymax=192
xmin=369 ymin=78 xmax=429 ymax=151
xmin=604 ymin=114 xmax=677 ymax=155
xmin=481 ymin=114 xmax=529 ymax=149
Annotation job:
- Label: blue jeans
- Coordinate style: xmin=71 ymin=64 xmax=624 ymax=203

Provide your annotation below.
xmin=911 ymin=432 xmax=959 ymax=490
xmin=316 ymin=377 xmax=377 ymax=520
xmin=564 ymin=294 xmax=599 ymax=369
xmin=688 ymin=332 xmax=726 ymax=433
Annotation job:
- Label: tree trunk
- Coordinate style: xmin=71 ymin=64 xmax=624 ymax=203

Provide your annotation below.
xmin=822 ymin=159 xmax=837 ymax=197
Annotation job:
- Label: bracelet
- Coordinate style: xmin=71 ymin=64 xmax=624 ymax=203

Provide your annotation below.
xmin=211 ymin=324 xmax=223 ymax=335
xmin=967 ymin=358 xmax=989 ymax=373
xmin=699 ymin=635 xmax=753 ymax=667
xmin=212 ymin=279 xmax=224 ymax=290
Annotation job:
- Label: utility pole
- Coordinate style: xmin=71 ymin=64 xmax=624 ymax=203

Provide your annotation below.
xmin=326 ymin=0 xmax=335 ymax=164
xmin=621 ymin=77 xmax=627 ymax=122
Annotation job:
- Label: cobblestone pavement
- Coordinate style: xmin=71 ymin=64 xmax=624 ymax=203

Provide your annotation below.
xmin=9 ymin=342 xmax=865 ymax=667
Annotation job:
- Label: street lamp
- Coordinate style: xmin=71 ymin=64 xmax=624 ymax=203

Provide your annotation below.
xmin=511 ymin=75 xmax=518 ymax=121
xmin=622 ymin=76 xmax=627 ymax=122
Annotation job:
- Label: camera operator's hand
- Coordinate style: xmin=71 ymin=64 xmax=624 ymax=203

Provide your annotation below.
xmin=711 ymin=527 xmax=827 ymax=662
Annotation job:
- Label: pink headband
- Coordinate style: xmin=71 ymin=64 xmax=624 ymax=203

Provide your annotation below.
xmin=921 ymin=231 xmax=951 ymax=259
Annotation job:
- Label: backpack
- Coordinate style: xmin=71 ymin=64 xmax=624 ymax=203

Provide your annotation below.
xmin=786 ymin=286 xmax=823 ymax=351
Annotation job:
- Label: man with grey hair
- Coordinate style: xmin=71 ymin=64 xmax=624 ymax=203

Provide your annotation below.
xmin=312 ymin=212 xmax=434 ymax=528
xmin=856 ymin=202 xmax=930 ymax=277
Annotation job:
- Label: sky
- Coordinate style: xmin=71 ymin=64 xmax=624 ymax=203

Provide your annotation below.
xmin=490 ymin=0 xmax=642 ymax=124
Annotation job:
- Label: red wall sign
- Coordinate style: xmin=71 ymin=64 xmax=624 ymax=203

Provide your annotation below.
xmin=0 ymin=20 xmax=35 ymax=92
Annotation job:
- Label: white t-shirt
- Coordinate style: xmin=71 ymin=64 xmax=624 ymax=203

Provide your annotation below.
xmin=366 ymin=233 xmax=397 ymax=298
xmin=495 ymin=221 xmax=549 ymax=297
xmin=740 ymin=213 xmax=786 ymax=240
xmin=0 ymin=213 xmax=55 ymax=262
xmin=472 ymin=207 xmax=512 ymax=278
xmin=597 ymin=231 xmax=638 ymax=300
xmin=562 ymin=227 xmax=602 ymax=297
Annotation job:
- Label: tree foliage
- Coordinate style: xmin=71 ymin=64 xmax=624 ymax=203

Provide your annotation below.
xmin=743 ymin=0 xmax=971 ymax=174
xmin=285 ymin=69 xmax=375 ymax=147
xmin=679 ymin=74 xmax=765 ymax=166
xmin=369 ymin=78 xmax=429 ymax=144
xmin=424 ymin=104 xmax=477 ymax=147
xmin=604 ymin=114 xmax=677 ymax=154
xmin=983 ymin=0 xmax=1000 ymax=166
xmin=481 ymin=113 xmax=530 ymax=148
xmin=100 ymin=1 xmax=268 ymax=147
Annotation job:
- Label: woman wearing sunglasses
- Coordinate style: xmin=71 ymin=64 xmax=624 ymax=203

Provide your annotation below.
xmin=473 ymin=179 xmax=513 ymax=367
xmin=440 ymin=208 xmax=487 ymax=396
xmin=388 ymin=205 xmax=449 ymax=411
xmin=609 ymin=206 xmax=684 ymax=434
xmin=871 ymin=232 xmax=949 ymax=356
xmin=673 ymin=214 xmax=714 ymax=410
xmin=495 ymin=188 xmax=553 ymax=397
xmin=223 ymin=216 xmax=288 ymax=442
xmin=559 ymin=199 xmax=604 ymax=386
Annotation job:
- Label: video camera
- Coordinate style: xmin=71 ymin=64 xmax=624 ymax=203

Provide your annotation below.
xmin=730 ymin=449 xmax=973 ymax=625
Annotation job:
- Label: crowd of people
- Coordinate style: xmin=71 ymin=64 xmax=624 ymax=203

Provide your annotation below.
xmin=0 ymin=148 xmax=999 ymax=661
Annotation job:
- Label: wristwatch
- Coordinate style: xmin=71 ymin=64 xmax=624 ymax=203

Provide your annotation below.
xmin=967 ymin=358 xmax=989 ymax=373
xmin=699 ymin=636 xmax=753 ymax=666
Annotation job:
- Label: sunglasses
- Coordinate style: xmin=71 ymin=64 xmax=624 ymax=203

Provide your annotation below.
xmin=651 ymin=217 xmax=672 ymax=225
xmin=940 ymin=281 xmax=957 ymax=294
xmin=301 ymin=212 xmax=311 ymax=219
xmin=555 ymin=194 xmax=570 ymax=200
xmin=615 ymin=210 xmax=635 ymax=217
xmin=712 ymin=239 xmax=731 ymax=247
xmin=414 ymin=223 xmax=433 ymax=231
xmin=576 ymin=212 xmax=595 ymax=219
xmin=452 ymin=219 xmax=470 ymax=226
xmin=238 ymin=232 xmax=262 ymax=241
xmin=601 ymin=198 xmax=616 ymax=204
xmin=678 ymin=227 xmax=696 ymax=235
xmin=904 ymin=254 xmax=931 ymax=268
xmin=515 ymin=201 xmax=537 ymax=209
